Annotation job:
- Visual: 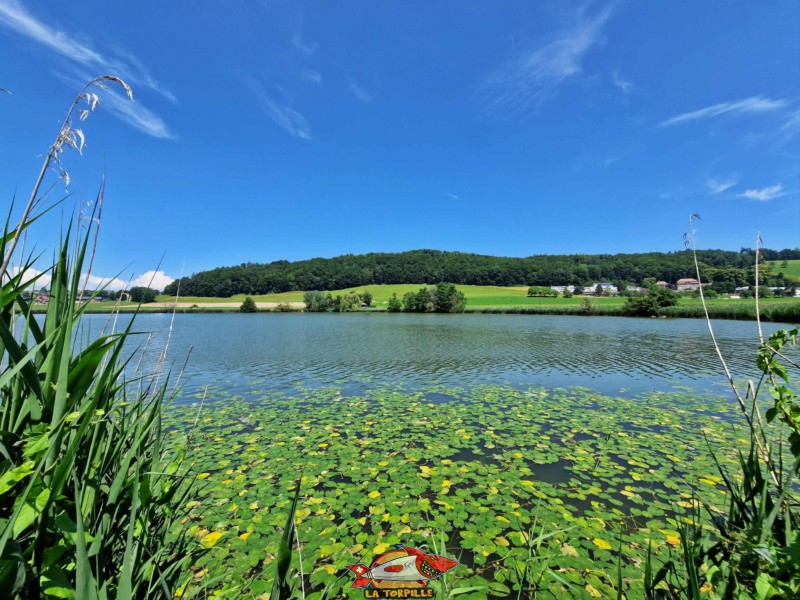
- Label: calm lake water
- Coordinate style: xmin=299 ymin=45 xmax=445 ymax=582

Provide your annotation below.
xmin=77 ymin=313 xmax=788 ymax=400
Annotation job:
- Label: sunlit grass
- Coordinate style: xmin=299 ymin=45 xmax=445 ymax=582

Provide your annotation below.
xmin=772 ymin=258 xmax=800 ymax=282
xmin=153 ymin=284 xmax=800 ymax=309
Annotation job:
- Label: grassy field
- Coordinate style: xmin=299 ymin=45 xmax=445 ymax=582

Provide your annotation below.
xmin=153 ymin=285 xmax=641 ymax=308
xmin=142 ymin=283 xmax=800 ymax=311
xmin=772 ymin=259 xmax=800 ymax=283
xmin=154 ymin=285 xmax=540 ymax=306
xmin=154 ymin=291 xmax=306 ymax=304
xmin=56 ymin=284 xmax=799 ymax=322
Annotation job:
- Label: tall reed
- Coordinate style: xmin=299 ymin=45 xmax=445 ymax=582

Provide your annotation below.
xmin=0 ymin=79 xmax=199 ymax=599
xmin=645 ymin=217 xmax=800 ymax=598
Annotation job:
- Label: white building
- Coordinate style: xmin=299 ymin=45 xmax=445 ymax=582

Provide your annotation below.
xmin=583 ymin=283 xmax=618 ymax=296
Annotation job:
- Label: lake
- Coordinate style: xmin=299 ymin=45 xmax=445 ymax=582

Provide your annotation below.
xmin=90 ymin=313 xmax=790 ymax=597
xmin=78 ymin=312 xmax=785 ymax=400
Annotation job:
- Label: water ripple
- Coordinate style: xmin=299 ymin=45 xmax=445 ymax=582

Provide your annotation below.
xmin=76 ymin=313 xmax=789 ymax=399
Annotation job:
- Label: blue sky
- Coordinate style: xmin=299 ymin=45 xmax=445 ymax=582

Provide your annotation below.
xmin=1 ymin=1 xmax=798 ymax=290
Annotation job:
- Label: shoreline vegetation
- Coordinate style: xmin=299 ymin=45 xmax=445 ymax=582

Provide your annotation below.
xmin=42 ymin=287 xmax=800 ymax=323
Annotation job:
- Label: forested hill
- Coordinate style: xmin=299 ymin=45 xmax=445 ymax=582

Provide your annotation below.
xmin=163 ymin=248 xmax=800 ymax=297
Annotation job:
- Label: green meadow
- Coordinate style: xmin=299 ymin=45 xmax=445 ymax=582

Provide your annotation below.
xmin=154 ymin=292 xmax=308 ymax=304
xmin=772 ymin=259 xmax=800 ymax=283
xmin=152 ymin=285 xmax=539 ymax=306
xmin=54 ymin=284 xmax=790 ymax=322
xmin=151 ymin=284 xmax=798 ymax=310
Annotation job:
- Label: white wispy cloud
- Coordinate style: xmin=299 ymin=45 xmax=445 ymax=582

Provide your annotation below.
xmin=291 ymin=20 xmax=318 ymax=55
xmin=52 ymin=68 xmax=175 ymax=139
xmin=706 ymin=177 xmax=737 ymax=195
xmin=659 ymin=96 xmax=790 ymax=127
xmin=479 ymin=5 xmax=614 ymax=113
xmin=302 ymin=69 xmax=322 ymax=85
xmin=99 ymin=86 xmax=176 ymax=139
xmin=612 ymin=70 xmax=633 ymax=94
xmin=443 ymin=192 xmax=459 ymax=200
xmin=261 ymin=99 xmax=311 ymax=139
xmin=248 ymin=80 xmax=311 ymax=140
xmin=739 ymin=183 xmax=788 ymax=201
xmin=0 ymin=0 xmax=175 ymax=137
xmin=349 ymin=81 xmax=373 ymax=103
xmin=602 ymin=151 xmax=628 ymax=167
xmin=782 ymin=109 xmax=800 ymax=134
xmin=110 ymin=46 xmax=178 ymax=104
xmin=0 ymin=0 xmax=102 ymax=62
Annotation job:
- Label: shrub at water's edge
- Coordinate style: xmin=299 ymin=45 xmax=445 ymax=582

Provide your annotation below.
xmin=624 ymin=285 xmax=679 ymax=316
xmin=240 ymin=296 xmax=258 ymax=312
xmin=302 ymin=283 xmax=466 ymax=313
xmin=402 ymin=283 xmax=466 ymax=313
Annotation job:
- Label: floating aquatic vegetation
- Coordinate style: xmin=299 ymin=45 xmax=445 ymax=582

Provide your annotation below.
xmin=164 ymin=385 xmax=749 ymax=598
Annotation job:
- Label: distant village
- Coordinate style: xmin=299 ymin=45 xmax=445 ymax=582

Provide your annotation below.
xmin=23 ymin=291 xmax=129 ymax=304
xmin=549 ymin=278 xmax=799 ymax=297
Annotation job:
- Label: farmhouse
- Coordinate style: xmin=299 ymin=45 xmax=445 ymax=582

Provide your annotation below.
xmin=676 ymin=277 xmax=700 ymax=292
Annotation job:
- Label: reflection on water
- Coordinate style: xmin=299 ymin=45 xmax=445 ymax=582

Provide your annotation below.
xmin=75 ymin=312 xmax=787 ymax=400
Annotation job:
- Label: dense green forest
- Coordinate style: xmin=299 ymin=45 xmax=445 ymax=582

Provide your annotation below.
xmin=163 ymin=248 xmax=800 ymax=297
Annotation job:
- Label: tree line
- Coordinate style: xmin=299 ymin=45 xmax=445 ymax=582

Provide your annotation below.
xmin=163 ymin=248 xmax=800 ymax=298
xmin=103 ymin=286 xmax=160 ymax=303
xmin=303 ymin=284 xmax=466 ymax=313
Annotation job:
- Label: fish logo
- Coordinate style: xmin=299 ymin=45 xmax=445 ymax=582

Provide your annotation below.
xmin=345 ymin=545 xmax=458 ymax=597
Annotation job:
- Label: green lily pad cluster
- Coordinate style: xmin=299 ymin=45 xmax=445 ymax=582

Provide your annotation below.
xmin=164 ymin=385 xmax=749 ymax=599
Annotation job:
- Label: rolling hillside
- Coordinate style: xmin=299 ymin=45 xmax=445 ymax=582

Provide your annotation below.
xmin=773 ymin=259 xmax=800 ymax=283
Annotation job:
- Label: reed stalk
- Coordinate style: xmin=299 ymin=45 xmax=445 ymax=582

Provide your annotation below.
xmin=0 ymin=78 xmax=199 ymax=599
xmin=646 ymin=216 xmax=800 ymax=598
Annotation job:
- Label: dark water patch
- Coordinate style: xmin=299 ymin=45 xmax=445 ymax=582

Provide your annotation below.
xmin=529 ymin=460 xmax=572 ymax=485
xmin=424 ymin=392 xmax=458 ymax=404
xmin=328 ymin=473 xmax=355 ymax=486
xmin=646 ymin=424 xmax=670 ymax=434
